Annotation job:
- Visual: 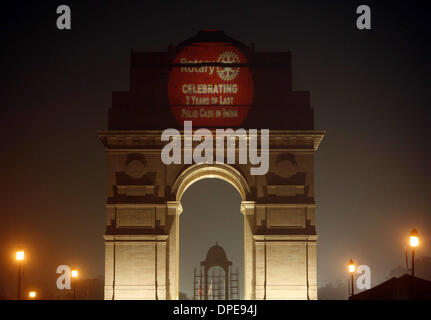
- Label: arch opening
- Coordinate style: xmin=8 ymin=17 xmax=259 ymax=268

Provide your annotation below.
xmin=172 ymin=163 xmax=251 ymax=202
xmin=178 ymin=176 xmax=245 ymax=300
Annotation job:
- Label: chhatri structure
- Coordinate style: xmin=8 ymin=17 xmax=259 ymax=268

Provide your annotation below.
xmin=98 ymin=30 xmax=324 ymax=300
xmin=193 ymin=243 xmax=240 ymax=300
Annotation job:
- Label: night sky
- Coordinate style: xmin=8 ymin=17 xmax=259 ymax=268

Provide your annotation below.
xmin=1 ymin=0 xmax=430 ymax=299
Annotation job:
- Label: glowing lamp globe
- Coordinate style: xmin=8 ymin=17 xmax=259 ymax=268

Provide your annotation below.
xmin=348 ymin=259 xmax=356 ymax=273
xmin=16 ymin=250 xmax=25 ymax=261
xmin=409 ymin=229 xmax=419 ymax=248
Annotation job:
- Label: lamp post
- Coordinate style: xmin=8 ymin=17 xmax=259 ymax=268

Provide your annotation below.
xmin=348 ymin=259 xmax=356 ymax=296
xmin=409 ymin=229 xmax=419 ymax=277
xmin=15 ymin=250 xmax=25 ymax=300
xmin=71 ymin=269 xmax=79 ymax=300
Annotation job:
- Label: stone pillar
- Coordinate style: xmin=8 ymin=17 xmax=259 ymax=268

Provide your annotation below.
xmin=253 ymin=234 xmax=318 ymax=300
xmin=166 ymin=201 xmax=183 ymax=300
xmin=241 ymin=201 xmax=256 ymax=300
xmin=254 ymin=238 xmax=266 ymax=300
xmin=156 ymin=238 xmax=167 ymax=300
xmin=103 ymin=234 xmax=168 ymax=300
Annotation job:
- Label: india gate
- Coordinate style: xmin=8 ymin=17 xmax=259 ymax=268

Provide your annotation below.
xmin=98 ymin=30 xmax=325 ymax=300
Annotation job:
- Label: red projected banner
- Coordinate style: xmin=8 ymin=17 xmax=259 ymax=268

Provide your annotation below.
xmin=168 ymin=42 xmax=254 ymax=126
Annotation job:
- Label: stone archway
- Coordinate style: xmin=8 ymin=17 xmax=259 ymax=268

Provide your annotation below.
xmin=170 ymin=163 xmax=255 ymax=300
xmin=99 ymin=130 xmax=323 ymax=300
xmin=172 ymin=163 xmax=250 ymax=202
xmin=99 ymin=30 xmax=325 ymax=300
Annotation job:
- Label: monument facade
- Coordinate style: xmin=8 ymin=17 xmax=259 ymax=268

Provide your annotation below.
xmin=99 ymin=30 xmax=324 ymax=300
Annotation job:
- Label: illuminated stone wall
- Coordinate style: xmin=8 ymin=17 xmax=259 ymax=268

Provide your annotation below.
xmin=98 ymin=131 xmax=324 ymax=300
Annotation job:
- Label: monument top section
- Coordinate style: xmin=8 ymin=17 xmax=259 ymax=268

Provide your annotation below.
xmin=177 ymin=29 xmax=248 ymax=48
xmin=109 ymin=30 xmax=313 ymax=130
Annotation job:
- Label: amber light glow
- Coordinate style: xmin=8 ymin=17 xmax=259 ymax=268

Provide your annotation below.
xmin=348 ymin=259 xmax=356 ymax=273
xmin=29 ymin=291 xmax=36 ymax=299
xmin=71 ymin=270 xmax=79 ymax=278
xmin=410 ymin=229 xmax=419 ymax=248
xmin=16 ymin=250 xmax=25 ymax=261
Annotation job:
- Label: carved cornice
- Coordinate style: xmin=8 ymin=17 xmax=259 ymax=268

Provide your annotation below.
xmin=97 ymin=129 xmax=325 ymax=151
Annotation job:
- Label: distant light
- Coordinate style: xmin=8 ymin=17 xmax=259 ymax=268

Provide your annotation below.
xmin=348 ymin=259 xmax=356 ymax=273
xmin=410 ymin=236 xmax=419 ymax=247
xmin=410 ymin=229 xmax=419 ymax=248
xmin=16 ymin=251 xmax=25 ymax=261
xmin=71 ymin=270 xmax=79 ymax=278
xmin=29 ymin=291 xmax=37 ymax=298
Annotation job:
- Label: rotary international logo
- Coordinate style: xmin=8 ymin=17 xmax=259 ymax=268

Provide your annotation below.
xmin=216 ymin=51 xmax=240 ymax=81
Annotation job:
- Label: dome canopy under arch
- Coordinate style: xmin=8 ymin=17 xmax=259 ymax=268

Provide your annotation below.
xmin=201 ymin=243 xmax=232 ymax=270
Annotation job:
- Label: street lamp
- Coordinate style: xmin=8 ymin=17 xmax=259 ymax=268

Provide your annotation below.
xmin=15 ymin=250 xmax=25 ymax=300
xmin=29 ymin=291 xmax=37 ymax=299
xmin=409 ymin=229 xmax=419 ymax=277
xmin=348 ymin=259 xmax=356 ymax=296
xmin=71 ymin=268 xmax=79 ymax=300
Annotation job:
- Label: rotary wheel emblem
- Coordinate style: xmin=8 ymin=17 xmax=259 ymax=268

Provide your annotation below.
xmin=217 ymin=51 xmax=240 ymax=81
